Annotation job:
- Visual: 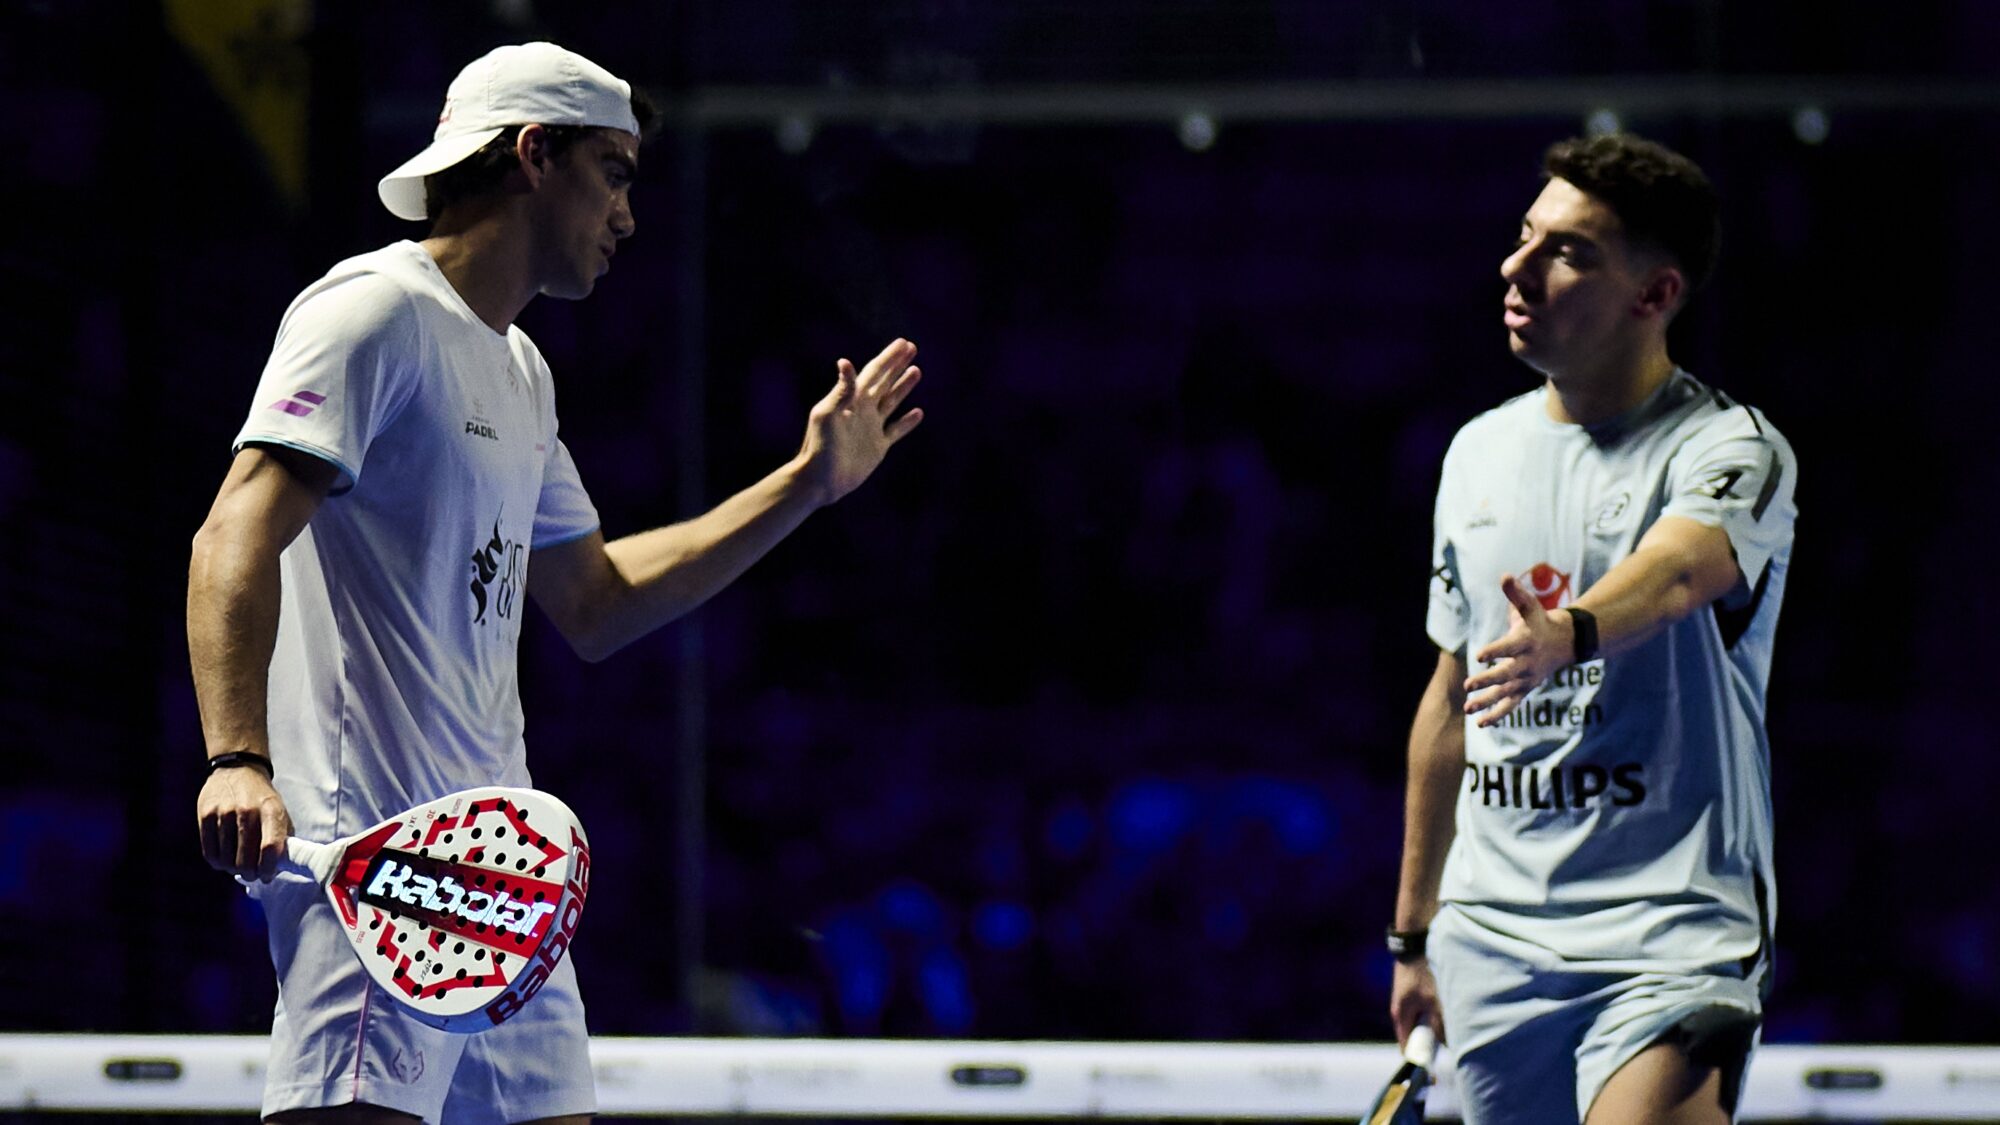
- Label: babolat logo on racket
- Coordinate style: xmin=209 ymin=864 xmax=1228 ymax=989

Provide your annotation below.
xmin=483 ymin=830 xmax=590 ymax=1027
xmin=360 ymin=850 xmax=560 ymax=937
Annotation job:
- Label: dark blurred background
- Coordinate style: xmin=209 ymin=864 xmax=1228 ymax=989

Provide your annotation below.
xmin=3 ymin=0 xmax=1998 ymax=1053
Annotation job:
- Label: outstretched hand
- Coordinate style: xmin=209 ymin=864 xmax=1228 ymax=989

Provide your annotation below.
xmin=1463 ymin=574 xmax=1578 ymax=727
xmin=794 ymin=338 xmax=925 ymax=506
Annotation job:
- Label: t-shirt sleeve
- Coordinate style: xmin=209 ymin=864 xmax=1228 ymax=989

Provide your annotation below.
xmin=232 ymin=273 xmax=420 ymax=494
xmin=533 ymin=436 xmax=601 ymax=548
xmin=1426 ymin=435 xmax=1471 ymax=654
xmin=1661 ymin=409 xmax=1798 ymax=608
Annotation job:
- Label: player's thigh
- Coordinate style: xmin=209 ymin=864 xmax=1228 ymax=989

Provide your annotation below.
xmin=1428 ymin=910 xmax=1590 ymax=1125
xmin=440 ymin=953 xmax=594 ymax=1124
xmin=260 ymin=879 xmax=471 ymax=1120
xmin=1576 ymin=971 xmax=1759 ymax=1123
xmin=1451 ymin=1023 xmax=1587 ymax=1125
xmin=1585 ymin=1040 xmax=1729 ymax=1125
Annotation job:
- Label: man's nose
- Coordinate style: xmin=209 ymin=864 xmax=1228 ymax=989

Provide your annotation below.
xmin=1500 ymin=240 xmax=1535 ymax=290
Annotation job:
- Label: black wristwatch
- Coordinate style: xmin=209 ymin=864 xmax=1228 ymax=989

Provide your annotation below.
xmin=1386 ymin=927 xmax=1428 ymax=962
xmin=1569 ymin=606 xmax=1600 ymax=663
xmin=207 ymin=750 xmax=275 ymax=779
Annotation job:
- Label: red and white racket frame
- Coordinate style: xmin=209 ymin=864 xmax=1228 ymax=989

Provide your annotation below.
xmin=282 ymin=786 xmax=591 ymax=1033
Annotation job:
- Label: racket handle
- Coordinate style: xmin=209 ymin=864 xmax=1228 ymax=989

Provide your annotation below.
xmin=231 ymin=836 xmax=332 ymax=889
xmin=1405 ymin=1025 xmax=1438 ymax=1068
xmin=279 ymin=836 xmax=336 ymax=883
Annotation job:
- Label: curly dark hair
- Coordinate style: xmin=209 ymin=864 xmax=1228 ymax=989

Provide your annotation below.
xmin=423 ymin=89 xmax=659 ymax=222
xmin=1543 ymin=133 xmax=1720 ymax=294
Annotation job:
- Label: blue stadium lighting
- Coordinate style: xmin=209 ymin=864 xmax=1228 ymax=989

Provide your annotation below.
xmin=972 ymin=900 xmax=1034 ymax=951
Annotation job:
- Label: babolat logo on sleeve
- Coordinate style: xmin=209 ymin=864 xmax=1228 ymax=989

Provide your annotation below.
xmin=359 ymin=849 xmax=562 ymax=940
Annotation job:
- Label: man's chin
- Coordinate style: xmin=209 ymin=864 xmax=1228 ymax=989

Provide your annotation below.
xmin=542 ymin=277 xmax=598 ymax=301
xmin=1507 ymin=333 xmax=1556 ymax=375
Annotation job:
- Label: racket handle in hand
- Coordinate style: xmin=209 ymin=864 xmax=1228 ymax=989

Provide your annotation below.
xmin=279 ymin=836 xmax=335 ymax=883
xmin=1405 ymin=1025 xmax=1438 ymax=1068
xmin=231 ymin=836 xmax=331 ymax=887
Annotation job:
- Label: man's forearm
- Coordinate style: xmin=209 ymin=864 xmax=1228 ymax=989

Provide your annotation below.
xmin=1571 ymin=517 xmax=1739 ymax=660
xmin=187 ymin=524 xmax=283 ymax=759
xmin=1395 ymin=657 xmax=1467 ymax=932
xmin=581 ymin=458 xmax=827 ymax=657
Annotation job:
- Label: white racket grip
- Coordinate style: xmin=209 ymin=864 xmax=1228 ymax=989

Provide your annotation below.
xmin=231 ymin=835 xmax=333 ymax=889
xmin=280 ymin=836 xmax=338 ymax=884
xmin=1405 ymin=1024 xmax=1438 ymax=1068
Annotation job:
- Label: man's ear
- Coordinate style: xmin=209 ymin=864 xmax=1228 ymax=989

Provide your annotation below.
xmin=514 ymin=124 xmax=551 ymax=186
xmin=1633 ymin=264 xmax=1686 ymax=321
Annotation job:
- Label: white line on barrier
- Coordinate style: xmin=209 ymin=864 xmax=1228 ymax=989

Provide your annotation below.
xmin=2 ymin=1035 xmax=1997 ymax=1119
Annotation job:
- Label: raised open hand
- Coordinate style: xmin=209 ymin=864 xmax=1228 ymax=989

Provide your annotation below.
xmin=794 ymin=338 xmax=925 ymax=506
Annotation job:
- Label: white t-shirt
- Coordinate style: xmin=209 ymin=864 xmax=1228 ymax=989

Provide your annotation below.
xmin=233 ymin=241 xmax=600 ymax=841
xmin=1426 ymin=370 xmax=1797 ymax=971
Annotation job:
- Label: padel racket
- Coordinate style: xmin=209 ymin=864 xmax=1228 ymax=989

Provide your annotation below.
xmin=267 ymin=786 xmax=589 ymax=1033
xmin=1361 ymin=1025 xmax=1438 ymax=1125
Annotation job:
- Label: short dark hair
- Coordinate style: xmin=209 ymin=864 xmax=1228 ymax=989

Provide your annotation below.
xmin=1543 ymin=133 xmax=1721 ymax=293
xmin=423 ymin=89 xmax=659 ymax=222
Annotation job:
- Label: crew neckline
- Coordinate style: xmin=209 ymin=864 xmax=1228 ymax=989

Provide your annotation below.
xmin=1535 ymin=367 xmax=1687 ymax=440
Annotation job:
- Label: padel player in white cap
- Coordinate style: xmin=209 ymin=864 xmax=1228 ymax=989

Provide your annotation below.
xmin=1388 ymin=133 xmax=1797 ymax=1124
xmin=191 ymin=42 xmax=926 ymax=1123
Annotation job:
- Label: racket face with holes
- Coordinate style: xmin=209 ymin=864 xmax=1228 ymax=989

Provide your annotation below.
xmin=320 ymin=787 xmax=590 ymax=1032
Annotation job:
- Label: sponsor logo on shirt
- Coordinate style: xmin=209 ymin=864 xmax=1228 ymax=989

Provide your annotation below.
xmin=1523 ymin=562 xmax=1571 ymax=610
xmin=268 ymin=390 xmax=327 ymax=417
xmin=1492 ymin=662 xmax=1604 ymax=730
xmin=1700 ymin=468 xmax=1745 ymax=500
xmin=1432 ymin=561 xmax=1458 ymax=596
xmin=1467 ymin=499 xmax=1498 ymax=530
xmin=1594 ymin=490 xmax=1630 ymax=530
xmin=471 ymin=511 xmax=524 ymax=625
xmin=1463 ymin=761 xmax=1647 ymax=809
xmin=464 ymin=399 xmax=500 ymax=441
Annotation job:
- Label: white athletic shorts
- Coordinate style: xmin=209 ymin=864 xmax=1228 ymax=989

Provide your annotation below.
xmin=254 ymin=875 xmax=596 ymax=1123
xmin=1429 ymin=904 xmax=1763 ymax=1125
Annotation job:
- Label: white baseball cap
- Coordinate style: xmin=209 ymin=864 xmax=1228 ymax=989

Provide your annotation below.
xmin=377 ymin=42 xmax=640 ymax=221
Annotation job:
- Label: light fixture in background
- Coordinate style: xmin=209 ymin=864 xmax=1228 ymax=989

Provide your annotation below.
xmin=1792 ymin=106 xmax=1831 ymax=145
xmin=1584 ymin=108 xmax=1622 ymax=137
xmin=1178 ymin=111 xmax=1218 ymax=152
xmin=775 ymin=115 xmax=815 ymax=155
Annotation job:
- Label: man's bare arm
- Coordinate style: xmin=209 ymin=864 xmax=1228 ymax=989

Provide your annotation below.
xmin=529 ymin=461 xmax=829 ymax=663
xmin=1388 ymin=648 xmax=1468 ymax=1047
xmin=188 ymin=445 xmax=336 ymax=879
xmin=531 ymin=338 xmax=923 ymax=662
xmin=1465 ymin=516 xmax=1739 ymax=724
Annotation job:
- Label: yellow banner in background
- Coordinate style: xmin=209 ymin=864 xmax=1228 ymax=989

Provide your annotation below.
xmin=164 ymin=0 xmax=311 ymax=209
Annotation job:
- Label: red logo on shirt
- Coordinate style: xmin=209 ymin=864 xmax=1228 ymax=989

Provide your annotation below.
xmin=1524 ymin=563 xmax=1571 ymax=610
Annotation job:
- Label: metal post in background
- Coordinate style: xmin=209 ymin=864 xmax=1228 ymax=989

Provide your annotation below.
xmin=672 ymin=116 xmax=712 ymax=1032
